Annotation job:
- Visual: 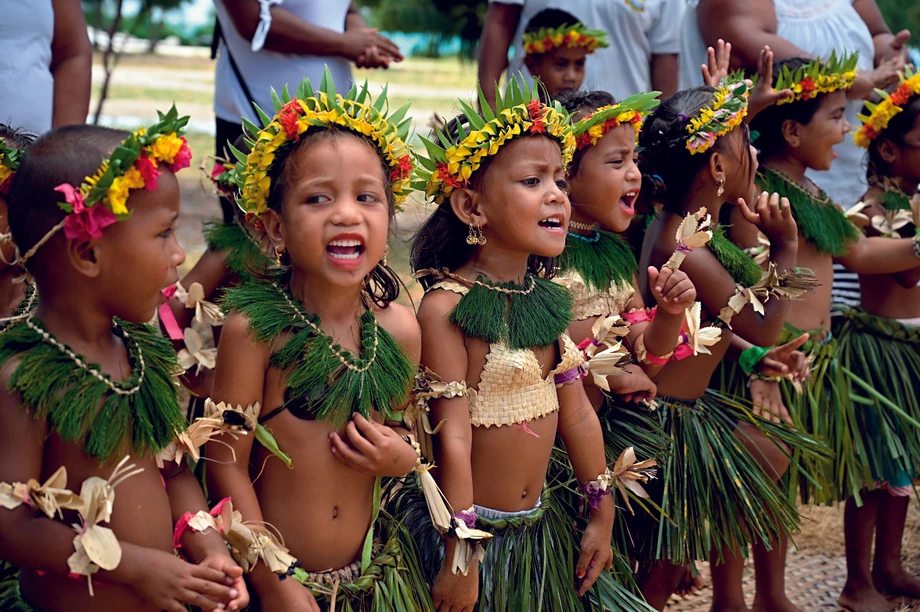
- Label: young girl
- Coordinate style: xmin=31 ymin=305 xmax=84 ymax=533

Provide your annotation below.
xmin=204 ymin=73 xmax=432 ymax=611
xmin=637 ymin=77 xmax=825 ymax=611
xmin=0 ymin=125 xmax=36 ymax=330
xmin=834 ymin=72 xmax=920 ymax=612
xmin=522 ymin=9 xmax=608 ymax=99
xmin=0 ymin=111 xmax=248 ymax=612
xmin=401 ymin=77 xmax=649 ymax=612
xmin=737 ymin=56 xmax=920 ymax=510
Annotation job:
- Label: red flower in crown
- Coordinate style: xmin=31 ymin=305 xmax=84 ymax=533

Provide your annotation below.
xmin=389 ymin=155 xmax=413 ymax=181
xmin=576 ymin=133 xmax=593 ymax=149
xmin=527 ymin=99 xmax=546 ymax=134
xmin=135 ymin=150 xmax=161 ymax=191
xmin=890 ymin=84 xmax=912 ymax=106
xmin=55 ymin=184 xmax=117 ymax=241
xmin=800 ymin=76 xmax=816 ymax=99
xmin=436 ymin=162 xmax=467 ymax=189
xmin=245 ymin=212 xmax=265 ymax=233
xmin=278 ymin=100 xmax=302 ymax=140
xmin=168 ymin=137 xmax=192 ymax=172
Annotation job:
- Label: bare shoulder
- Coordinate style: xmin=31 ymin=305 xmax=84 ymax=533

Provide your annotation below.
xmin=218 ymin=310 xmax=272 ymax=357
xmin=416 ymin=288 xmax=462 ymax=332
xmin=375 ymin=302 xmax=422 ymax=361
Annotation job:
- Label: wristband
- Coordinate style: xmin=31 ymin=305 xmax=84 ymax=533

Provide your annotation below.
xmin=402 ymin=434 xmax=424 ymax=471
xmin=739 ymin=345 xmax=770 ymax=376
xmin=553 ymin=364 xmax=587 ymax=386
xmin=634 ymin=334 xmax=674 ymax=366
xmin=580 ymin=468 xmax=614 ymax=510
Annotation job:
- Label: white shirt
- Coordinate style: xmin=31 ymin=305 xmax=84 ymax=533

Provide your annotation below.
xmin=492 ymin=0 xmax=685 ymax=101
xmin=213 ymin=0 xmax=353 ymax=125
xmin=0 ymin=0 xmax=55 ymax=134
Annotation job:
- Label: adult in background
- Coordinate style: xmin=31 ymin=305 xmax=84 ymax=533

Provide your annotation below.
xmin=0 ymin=0 xmax=92 ymax=134
xmin=213 ymin=0 xmax=402 ymax=222
xmin=478 ymin=0 xmax=684 ymax=110
xmin=679 ymin=0 xmax=909 ymax=309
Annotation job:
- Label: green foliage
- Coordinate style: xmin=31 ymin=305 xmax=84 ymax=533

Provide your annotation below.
xmin=876 ymin=0 xmax=920 ymax=46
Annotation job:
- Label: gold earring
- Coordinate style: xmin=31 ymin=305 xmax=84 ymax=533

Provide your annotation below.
xmin=466 ymin=222 xmax=479 ymax=245
xmin=274 ymin=244 xmax=285 ymax=266
xmin=476 ymin=224 xmax=487 ymax=246
xmin=717 ymin=178 xmax=725 ymax=198
xmin=382 ymin=244 xmax=389 ymax=267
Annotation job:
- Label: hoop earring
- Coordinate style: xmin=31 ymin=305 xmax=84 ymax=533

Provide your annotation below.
xmin=717 ymin=178 xmax=725 ymax=198
xmin=382 ymin=244 xmax=389 ymax=267
xmin=274 ymin=244 xmax=285 ymax=266
xmin=466 ymin=222 xmax=479 ymax=245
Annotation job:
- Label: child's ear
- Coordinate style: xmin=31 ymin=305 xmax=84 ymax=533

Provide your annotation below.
xmin=449 ymin=187 xmax=488 ymax=227
xmin=876 ymin=138 xmax=898 ymax=165
xmin=261 ymin=208 xmax=284 ymax=250
xmin=66 ymin=239 xmax=101 ymax=279
xmin=781 ymin=118 xmax=801 ymax=148
xmin=707 ymin=150 xmax=726 ymax=190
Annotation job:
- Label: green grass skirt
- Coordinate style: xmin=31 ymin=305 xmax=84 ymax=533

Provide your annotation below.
xmin=390 ymin=481 xmax=655 ymax=612
xmin=633 ymin=390 xmax=828 ymax=564
xmin=0 ymin=561 xmax=35 ymax=612
xmin=835 ymin=308 xmax=920 ymax=492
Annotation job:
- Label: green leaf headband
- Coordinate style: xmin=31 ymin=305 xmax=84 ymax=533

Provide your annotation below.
xmin=523 ymin=22 xmax=609 ymax=55
xmin=412 ymin=75 xmax=576 ymax=205
xmin=686 ymin=76 xmax=750 ymax=155
xmin=773 ymin=51 xmax=859 ymax=106
xmin=0 ymin=139 xmax=23 ymax=194
xmin=232 ymin=67 xmax=415 ymax=217
xmin=571 ymin=91 xmax=661 ymax=149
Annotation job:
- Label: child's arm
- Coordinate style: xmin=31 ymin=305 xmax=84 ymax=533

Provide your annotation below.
xmin=556 ymin=378 xmax=615 ymax=596
xmin=0 ymin=372 xmax=237 ymax=612
xmin=205 ymin=313 xmax=320 ymax=611
xmin=837 ymin=234 xmax=920 ymax=275
xmin=416 ymin=291 xmax=480 ymax=611
xmin=629 ymin=267 xmax=697 ymax=377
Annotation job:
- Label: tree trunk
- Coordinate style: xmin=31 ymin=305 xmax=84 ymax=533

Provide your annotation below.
xmin=92 ymin=0 xmax=127 ymax=125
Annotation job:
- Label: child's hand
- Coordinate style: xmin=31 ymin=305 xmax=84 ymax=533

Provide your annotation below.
xmin=134 ymin=549 xmax=241 ymax=612
xmin=749 ymin=46 xmax=794 ymax=119
xmin=329 ymin=413 xmax=418 ymax=477
xmin=749 ymin=378 xmax=792 ymax=424
xmin=576 ymin=518 xmax=614 ymax=596
xmin=258 ymin=577 xmax=322 ymax=612
xmin=736 ymin=192 xmax=797 ymax=246
xmin=607 ymin=364 xmax=657 ymax=403
xmin=757 ymin=333 xmax=811 ymax=383
xmin=701 ymin=39 xmax=731 ymax=87
xmin=850 ymin=54 xmax=904 ymax=99
xmin=198 ymin=554 xmax=250 ymax=611
xmin=432 ymin=564 xmax=479 ymax=612
xmin=648 ymin=266 xmax=696 ymax=315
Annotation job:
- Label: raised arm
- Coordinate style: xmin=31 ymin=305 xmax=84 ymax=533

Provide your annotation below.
xmin=837 ymin=233 xmax=920 ymax=274
xmin=50 ymin=0 xmax=92 ymax=127
xmin=478 ymin=2 xmax=523 ymax=111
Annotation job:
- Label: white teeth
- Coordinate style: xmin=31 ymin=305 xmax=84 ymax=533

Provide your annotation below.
xmin=329 ymin=252 xmax=361 ymax=260
xmin=540 ymin=217 xmax=561 ymax=225
xmin=329 ymin=239 xmax=362 ymax=247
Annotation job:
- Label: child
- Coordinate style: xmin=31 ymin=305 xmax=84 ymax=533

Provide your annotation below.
xmin=522 ymin=9 xmax=608 ymax=99
xmin=0 ymin=112 xmax=248 ymax=611
xmin=637 ymin=76 xmax=824 ymax=611
xmin=403 ymin=76 xmax=650 ymax=612
xmin=0 ymin=125 xmax=36 ymax=328
xmin=737 ymin=55 xmax=920 ymax=510
xmin=834 ymin=72 xmax=920 ymax=612
xmin=204 ymin=73 xmax=433 ymax=611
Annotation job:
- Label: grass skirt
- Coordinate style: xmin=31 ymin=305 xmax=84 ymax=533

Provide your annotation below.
xmin=777 ymin=323 xmax=864 ymax=505
xmin=635 ymin=390 xmax=827 ymax=564
xmin=390 ymin=480 xmax=654 ymax=612
xmin=835 ymin=308 xmax=920 ymax=492
xmin=0 ymin=561 xmax=35 ymax=612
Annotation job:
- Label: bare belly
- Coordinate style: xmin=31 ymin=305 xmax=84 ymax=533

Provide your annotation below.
xmin=859 ymin=275 xmax=920 ymax=320
xmin=470 ymin=412 xmax=558 ymax=512
xmin=654 ymin=332 xmax=732 ymax=400
xmin=786 ymin=243 xmax=834 ymax=333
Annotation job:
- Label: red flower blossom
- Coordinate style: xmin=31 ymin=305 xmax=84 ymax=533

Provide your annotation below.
xmin=890 ymin=84 xmax=912 ymax=106
xmin=800 ymin=76 xmax=816 ymax=100
xmin=245 ymin=212 xmax=265 ymax=233
xmin=576 ymin=133 xmax=593 ymax=149
xmin=62 ymin=204 xmax=117 ymax=241
xmin=136 ymin=150 xmax=161 ymax=191
xmin=278 ymin=100 xmax=302 ymax=140
xmin=542 ymin=35 xmax=555 ymax=51
xmin=389 ymin=155 xmax=413 ymax=181
xmin=436 ymin=162 xmax=467 ymax=189
xmin=527 ymin=99 xmax=546 ymax=133
xmin=168 ymin=137 xmax=192 ymax=172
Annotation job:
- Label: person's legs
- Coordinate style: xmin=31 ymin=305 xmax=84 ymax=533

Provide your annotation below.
xmin=871 ymin=491 xmax=920 ymax=598
xmin=214 ymin=117 xmax=243 ymax=224
xmin=709 ymin=547 xmax=748 ymax=612
xmin=638 ymin=560 xmax=686 ymax=611
xmin=840 ymin=489 xmax=892 ymax=611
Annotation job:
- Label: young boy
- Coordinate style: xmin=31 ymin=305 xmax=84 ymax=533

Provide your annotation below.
xmin=0 ymin=113 xmax=248 ymax=612
xmin=522 ymin=9 xmax=608 ymax=98
xmin=733 ymin=55 xmax=920 ymax=509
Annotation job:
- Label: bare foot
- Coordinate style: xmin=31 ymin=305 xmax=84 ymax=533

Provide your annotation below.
xmin=676 ymin=563 xmax=707 ymax=596
xmin=752 ymin=595 xmax=801 ymax=612
xmin=872 ymin=567 xmax=920 ymax=598
xmin=839 ymin=582 xmax=893 ymax=612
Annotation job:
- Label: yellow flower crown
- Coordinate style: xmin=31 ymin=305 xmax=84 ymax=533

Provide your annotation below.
xmin=233 ymin=68 xmax=414 ymax=217
xmin=571 ymin=91 xmax=661 ymax=149
xmin=774 ymin=51 xmax=858 ymax=106
xmin=412 ymin=76 xmax=575 ymax=206
xmin=686 ymin=76 xmax=750 ymax=155
xmin=523 ymin=23 xmax=609 ymax=55
xmin=855 ymin=68 xmax=920 ymax=148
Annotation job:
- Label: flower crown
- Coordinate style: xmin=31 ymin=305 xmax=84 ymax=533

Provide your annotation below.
xmin=54 ymin=106 xmax=191 ymax=244
xmin=855 ymin=68 xmax=920 ymax=148
xmin=232 ymin=68 xmax=414 ymax=217
xmin=686 ymin=76 xmax=750 ymax=155
xmin=523 ymin=23 xmax=609 ymax=55
xmin=773 ymin=51 xmax=858 ymax=106
xmin=413 ymin=76 xmax=575 ymax=205
xmin=203 ymin=156 xmax=238 ymax=198
xmin=571 ymin=91 xmax=661 ymax=149
xmin=0 ymin=139 xmax=23 ymax=195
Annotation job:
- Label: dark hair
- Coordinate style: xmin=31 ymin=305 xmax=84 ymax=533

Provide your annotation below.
xmin=261 ymin=126 xmax=402 ymax=308
xmin=0 ymin=124 xmax=36 ymax=152
xmin=410 ymin=114 xmax=557 ymax=289
xmin=864 ymin=85 xmax=920 ymax=180
xmin=9 ymin=125 xmax=129 ymax=270
xmin=524 ymin=8 xmax=581 ymax=41
xmin=639 ymin=86 xmax=753 ymax=214
xmin=554 ymin=89 xmax=616 ymax=175
xmin=750 ymin=57 xmax=825 ymax=159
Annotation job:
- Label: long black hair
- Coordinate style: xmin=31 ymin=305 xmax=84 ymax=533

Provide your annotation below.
xmin=410 ymin=114 xmax=558 ymax=289
xmin=639 ymin=86 xmax=754 ymax=215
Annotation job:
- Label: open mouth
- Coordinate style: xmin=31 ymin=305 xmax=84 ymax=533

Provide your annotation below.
xmin=327 ymin=237 xmax=365 ymax=264
xmin=538 ymin=215 xmax=565 ymax=233
xmin=619 ymin=191 xmax=638 ymax=215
